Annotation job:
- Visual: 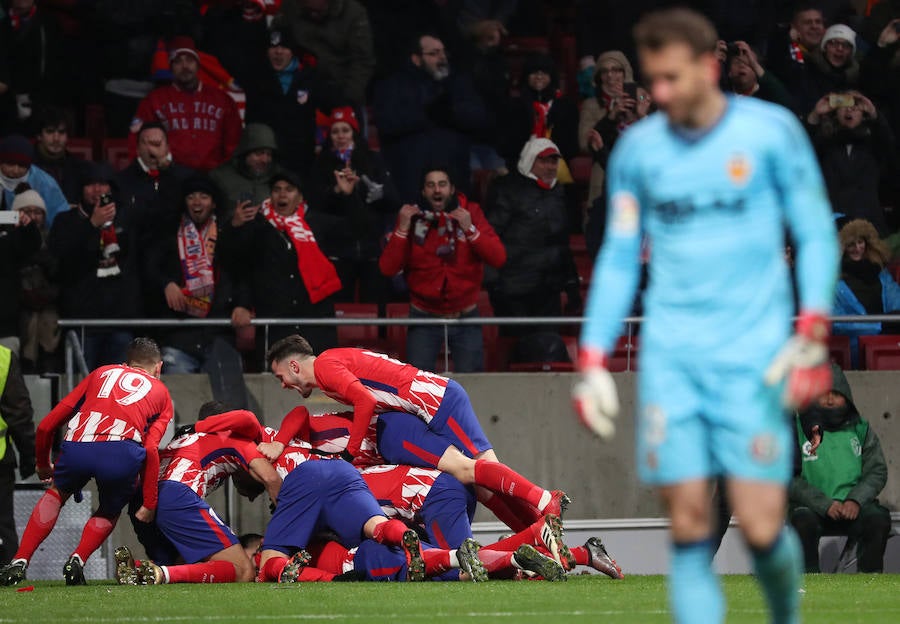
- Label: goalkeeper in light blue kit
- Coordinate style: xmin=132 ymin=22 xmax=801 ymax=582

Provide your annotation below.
xmin=573 ymin=9 xmax=838 ymax=624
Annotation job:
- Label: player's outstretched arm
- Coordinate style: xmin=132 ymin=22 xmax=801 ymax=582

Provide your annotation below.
xmin=248 ymin=457 xmax=282 ymax=503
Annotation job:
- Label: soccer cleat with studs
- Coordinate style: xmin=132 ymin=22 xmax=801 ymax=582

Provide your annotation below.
xmin=543 ymin=490 xmax=571 ymax=518
xmin=514 ymin=544 xmax=566 ymax=581
xmin=456 ymin=538 xmax=489 ymax=582
xmin=63 ymin=555 xmax=87 ymax=586
xmin=138 ymin=560 xmax=164 ymax=585
xmin=114 ymin=546 xmax=140 ymax=585
xmin=278 ymin=550 xmax=312 ymax=583
xmin=0 ymin=559 xmax=27 ymax=586
xmin=539 ymin=514 xmax=576 ymax=570
xmin=401 ymin=529 xmax=426 ymax=582
xmin=585 ymin=537 xmax=624 ymax=579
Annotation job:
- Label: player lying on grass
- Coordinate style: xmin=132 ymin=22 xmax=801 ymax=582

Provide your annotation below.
xmin=116 ymin=402 xmax=281 ymax=584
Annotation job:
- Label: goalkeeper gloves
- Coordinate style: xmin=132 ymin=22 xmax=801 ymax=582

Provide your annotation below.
xmin=572 ymin=348 xmax=620 ymax=440
xmin=764 ymin=311 xmax=832 ymax=410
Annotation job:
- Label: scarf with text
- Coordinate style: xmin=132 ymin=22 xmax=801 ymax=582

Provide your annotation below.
xmin=261 ymin=200 xmax=341 ymax=304
xmin=177 ymin=214 xmax=217 ymax=317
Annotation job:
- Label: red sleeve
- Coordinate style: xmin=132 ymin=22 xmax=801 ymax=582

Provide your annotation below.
xmin=196 ymin=410 xmax=264 ymax=441
xmin=314 ymin=354 xmax=376 ymax=457
xmin=274 ymin=406 xmax=310 ymax=446
xmin=35 ymin=374 xmax=93 ymax=470
xmin=378 ymin=228 xmax=411 ymax=277
xmin=139 ymin=390 xmax=175 ymax=511
xmin=467 ymin=202 xmax=506 ymax=268
xmin=231 ymin=434 xmax=268 ymax=465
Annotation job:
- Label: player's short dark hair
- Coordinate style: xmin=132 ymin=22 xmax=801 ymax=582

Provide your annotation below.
xmin=266 ymin=334 xmax=315 ymax=367
xmin=239 ymin=533 xmax=264 ymax=549
xmin=411 ymin=31 xmax=443 ymax=56
xmin=198 ymin=400 xmax=229 ymax=420
xmin=126 ymin=337 xmax=161 ymax=368
xmin=137 ymin=121 xmax=168 ymax=142
xmin=633 ymin=8 xmax=718 ymax=57
xmin=792 ymin=1 xmax=824 ymax=21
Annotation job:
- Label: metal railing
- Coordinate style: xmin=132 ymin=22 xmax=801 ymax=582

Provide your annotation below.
xmin=59 ymin=313 xmax=896 ymax=386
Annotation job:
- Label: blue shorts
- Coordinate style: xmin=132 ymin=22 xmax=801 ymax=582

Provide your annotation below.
xmin=419 ymin=473 xmax=476 ymax=549
xmin=128 ymin=494 xmax=181 ymax=566
xmin=155 ymin=481 xmax=239 ymax=564
xmin=376 ymin=383 xmax=491 ymax=468
xmin=353 ymin=538 xmax=448 ymax=582
xmin=53 ymin=441 xmax=146 ymax=516
xmin=636 ymin=353 xmax=792 ymax=486
xmin=264 ymin=460 xmax=383 ymax=556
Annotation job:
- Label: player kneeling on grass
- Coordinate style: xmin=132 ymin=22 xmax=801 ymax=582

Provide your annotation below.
xmin=115 ymin=402 xmax=281 ymax=584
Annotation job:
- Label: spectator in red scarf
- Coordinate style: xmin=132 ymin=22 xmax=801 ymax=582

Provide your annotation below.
xmin=218 ymin=171 xmax=340 ymax=355
xmin=379 ymin=165 xmax=505 ymax=372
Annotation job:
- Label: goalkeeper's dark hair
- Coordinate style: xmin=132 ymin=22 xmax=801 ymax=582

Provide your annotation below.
xmin=633 ymin=8 xmax=718 ymax=57
xmin=126 ymin=337 xmax=161 ymax=369
xmin=266 ymin=334 xmax=315 ymax=368
xmin=198 ymin=400 xmax=229 ymax=420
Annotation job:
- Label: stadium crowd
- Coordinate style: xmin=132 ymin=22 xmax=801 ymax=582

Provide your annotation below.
xmin=1 ymin=0 xmax=900 ymax=374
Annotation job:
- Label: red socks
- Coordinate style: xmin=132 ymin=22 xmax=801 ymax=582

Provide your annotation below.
xmin=473 ymin=460 xmax=547 ymax=510
xmin=73 ymin=515 xmax=117 ymax=563
xmin=477 ymin=548 xmax=514 ymax=574
xmin=15 ymin=488 xmax=63 ymax=561
xmin=483 ymin=516 xmax=544 ymax=552
xmin=259 ymin=556 xmax=287 ymax=582
xmin=570 ymin=545 xmax=589 ymax=566
xmin=297 ymin=567 xmax=335 ymax=582
xmin=423 ymin=548 xmax=451 ymax=575
xmin=166 ymin=560 xmax=236 ymax=583
xmin=371 ymin=519 xmax=408 ymax=546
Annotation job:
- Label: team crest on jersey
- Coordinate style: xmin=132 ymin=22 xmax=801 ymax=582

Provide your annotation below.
xmin=610 ymin=191 xmax=640 ymax=235
xmin=750 ymin=433 xmax=779 ymax=464
xmin=296 ymin=89 xmax=309 ymax=105
xmin=726 ymin=152 xmax=753 ymax=187
xmin=850 ymin=437 xmax=862 ymax=457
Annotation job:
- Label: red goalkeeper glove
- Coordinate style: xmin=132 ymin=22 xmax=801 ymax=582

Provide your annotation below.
xmin=572 ymin=348 xmax=620 ymax=440
xmin=764 ymin=311 xmax=832 ymax=410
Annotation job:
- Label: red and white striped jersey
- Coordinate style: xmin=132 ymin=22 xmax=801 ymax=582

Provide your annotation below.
xmin=360 ymin=464 xmax=441 ymax=521
xmin=260 ymin=426 xmax=314 ymax=478
xmin=159 ymin=431 xmax=264 ymax=498
xmin=314 ymin=349 xmax=449 ymax=424
xmin=307 ymin=411 xmax=385 ymax=467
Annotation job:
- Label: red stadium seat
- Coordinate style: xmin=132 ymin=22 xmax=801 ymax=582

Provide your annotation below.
xmin=103 ymin=138 xmax=131 ymax=170
xmin=568 ymin=155 xmax=592 ymax=186
xmin=334 ymin=303 xmax=383 ymax=351
xmin=827 ymin=335 xmax=852 ymax=370
xmin=66 ymin=137 xmax=94 ymax=161
xmin=859 ymin=334 xmax=900 ymax=370
xmin=385 ymin=302 xmax=410 ymax=361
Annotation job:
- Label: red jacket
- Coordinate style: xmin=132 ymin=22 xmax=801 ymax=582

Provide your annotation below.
xmin=379 ymin=194 xmax=506 ymax=315
xmin=131 ymin=83 xmax=242 ymax=172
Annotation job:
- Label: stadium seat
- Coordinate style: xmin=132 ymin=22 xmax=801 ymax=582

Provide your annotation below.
xmin=367 ymin=123 xmax=380 ymax=151
xmin=859 ymin=334 xmax=900 ymax=371
xmin=66 ymin=138 xmax=94 ymax=161
xmin=471 ymin=168 xmax=498 ymax=204
xmin=827 ymin=335 xmax=852 ymax=370
xmin=103 ymin=138 xmax=131 ymax=170
xmin=607 ymin=335 xmax=639 ymax=372
xmin=568 ymin=155 xmax=592 ymax=186
xmin=385 ymin=302 xmax=410 ymax=361
xmin=334 ymin=303 xmax=383 ymax=351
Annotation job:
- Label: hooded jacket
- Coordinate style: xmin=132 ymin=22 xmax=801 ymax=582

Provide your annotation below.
xmin=486 ymin=138 xmax=579 ymax=298
xmin=209 ymin=123 xmax=291 ymax=212
xmin=789 ymin=364 xmax=888 ymax=515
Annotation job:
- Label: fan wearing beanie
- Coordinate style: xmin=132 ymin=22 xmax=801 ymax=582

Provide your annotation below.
xmin=0 ymin=134 xmax=69 ymax=225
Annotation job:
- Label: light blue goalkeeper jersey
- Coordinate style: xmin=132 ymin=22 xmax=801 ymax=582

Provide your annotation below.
xmin=581 ymin=96 xmax=839 ymax=364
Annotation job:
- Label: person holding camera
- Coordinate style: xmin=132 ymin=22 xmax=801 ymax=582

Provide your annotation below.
xmin=719 ymin=40 xmax=795 ymax=111
xmin=806 ymin=90 xmax=896 ymax=235
xmin=379 ymin=166 xmax=505 ymax=372
xmin=48 ymin=162 xmax=143 ymax=368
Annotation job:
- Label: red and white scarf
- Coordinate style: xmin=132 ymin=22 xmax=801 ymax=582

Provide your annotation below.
xmin=177 ymin=214 xmax=217 ymax=317
xmin=261 ymin=200 xmax=341 ymax=304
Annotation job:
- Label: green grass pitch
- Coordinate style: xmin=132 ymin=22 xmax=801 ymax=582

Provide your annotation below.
xmin=3 ymin=574 xmax=900 ymax=623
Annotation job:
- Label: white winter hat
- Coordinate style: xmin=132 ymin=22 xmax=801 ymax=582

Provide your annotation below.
xmin=11 ymin=189 xmax=46 ymax=213
xmin=821 ymin=24 xmax=856 ymax=54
